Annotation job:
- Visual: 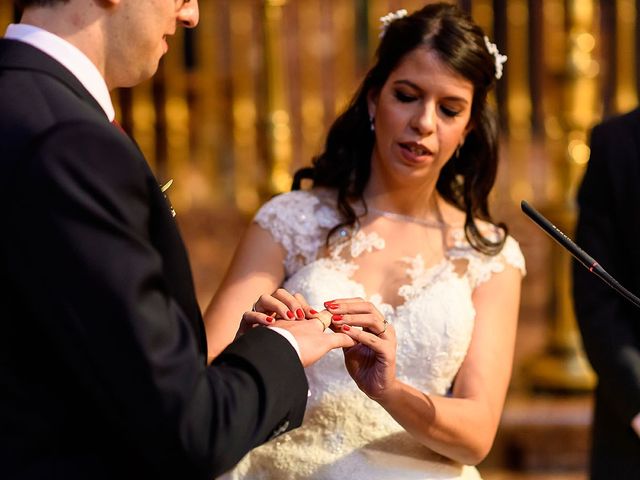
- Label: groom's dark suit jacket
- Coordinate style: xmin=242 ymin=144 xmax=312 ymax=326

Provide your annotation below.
xmin=573 ymin=108 xmax=640 ymax=479
xmin=0 ymin=39 xmax=307 ymax=480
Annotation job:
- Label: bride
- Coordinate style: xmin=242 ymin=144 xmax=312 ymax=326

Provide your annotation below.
xmin=206 ymin=3 xmax=525 ymax=479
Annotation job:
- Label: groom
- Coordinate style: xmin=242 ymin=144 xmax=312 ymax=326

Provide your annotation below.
xmin=0 ymin=1 xmax=354 ymax=478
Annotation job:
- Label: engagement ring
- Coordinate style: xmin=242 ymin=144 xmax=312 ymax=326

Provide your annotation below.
xmin=377 ymin=319 xmax=388 ymax=336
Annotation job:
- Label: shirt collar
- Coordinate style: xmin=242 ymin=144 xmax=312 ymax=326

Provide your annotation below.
xmin=4 ymin=24 xmax=115 ymax=121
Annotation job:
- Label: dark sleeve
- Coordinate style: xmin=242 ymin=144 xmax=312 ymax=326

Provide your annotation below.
xmin=573 ymin=119 xmax=640 ymax=425
xmin=8 ymin=121 xmax=307 ymax=478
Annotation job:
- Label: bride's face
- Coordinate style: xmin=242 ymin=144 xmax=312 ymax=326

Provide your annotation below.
xmin=367 ymin=47 xmax=474 ymax=185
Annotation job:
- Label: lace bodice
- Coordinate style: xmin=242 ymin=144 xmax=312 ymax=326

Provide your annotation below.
xmin=222 ymin=190 xmax=526 ymax=480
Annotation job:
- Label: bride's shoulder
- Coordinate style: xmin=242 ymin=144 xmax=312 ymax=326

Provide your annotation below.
xmin=253 ymin=189 xmax=340 ymax=273
xmin=439 ymin=203 xmax=512 ymax=247
xmin=467 ymin=218 xmax=523 ymax=256
xmin=439 ymin=205 xmax=525 ymax=275
xmin=254 ymin=188 xmax=340 ymax=233
xmin=254 ymin=190 xmax=320 ymax=223
xmin=259 ymin=188 xmax=336 ymax=211
xmin=449 ymin=222 xmax=526 ymax=282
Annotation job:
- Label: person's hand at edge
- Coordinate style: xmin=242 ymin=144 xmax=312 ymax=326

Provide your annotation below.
xmin=632 ymin=411 xmax=640 ymax=438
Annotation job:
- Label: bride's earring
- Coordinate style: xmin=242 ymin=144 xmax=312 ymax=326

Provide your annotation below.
xmin=369 ymin=114 xmax=375 ymax=132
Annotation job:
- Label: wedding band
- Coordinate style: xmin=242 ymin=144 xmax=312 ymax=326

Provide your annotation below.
xmin=316 ymin=310 xmax=332 ymax=330
xmin=376 ymin=319 xmax=388 ymax=336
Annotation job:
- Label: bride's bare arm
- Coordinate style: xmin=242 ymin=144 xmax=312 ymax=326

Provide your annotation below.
xmin=204 ymin=223 xmax=287 ymax=362
xmin=342 ymin=264 xmax=522 ymax=466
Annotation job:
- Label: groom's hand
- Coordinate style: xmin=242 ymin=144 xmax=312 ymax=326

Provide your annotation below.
xmin=272 ymin=318 xmax=356 ymax=367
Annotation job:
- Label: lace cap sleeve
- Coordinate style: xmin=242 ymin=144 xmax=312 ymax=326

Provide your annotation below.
xmin=253 ymin=190 xmax=340 ymax=277
xmin=465 ymin=235 xmax=527 ymax=289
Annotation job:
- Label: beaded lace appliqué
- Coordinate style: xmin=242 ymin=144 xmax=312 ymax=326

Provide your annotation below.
xmin=331 ymin=229 xmax=385 ymax=260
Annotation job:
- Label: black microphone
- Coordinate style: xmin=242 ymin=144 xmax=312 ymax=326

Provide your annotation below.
xmin=520 ymin=200 xmax=640 ymax=309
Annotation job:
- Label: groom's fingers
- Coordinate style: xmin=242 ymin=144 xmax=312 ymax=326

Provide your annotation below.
xmin=309 ymin=310 xmax=332 ymax=330
xmin=327 ymin=331 xmax=357 ymax=349
xmin=277 ymin=320 xmax=356 ymax=366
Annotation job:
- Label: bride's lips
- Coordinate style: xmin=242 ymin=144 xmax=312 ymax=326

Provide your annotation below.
xmin=398 ymin=141 xmax=433 ymax=162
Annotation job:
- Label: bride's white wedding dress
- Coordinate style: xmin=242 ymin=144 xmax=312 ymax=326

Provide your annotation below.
xmin=221 ymin=189 xmax=526 ymax=480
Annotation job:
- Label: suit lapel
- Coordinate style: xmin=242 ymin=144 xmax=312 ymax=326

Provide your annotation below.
xmin=145 ymin=171 xmax=208 ymax=360
xmin=0 ymin=39 xmax=105 ymax=117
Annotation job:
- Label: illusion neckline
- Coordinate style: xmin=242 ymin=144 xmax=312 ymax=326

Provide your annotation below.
xmin=366 ymin=206 xmax=449 ymax=229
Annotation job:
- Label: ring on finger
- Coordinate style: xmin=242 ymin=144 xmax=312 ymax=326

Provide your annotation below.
xmin=376 ymin=319 xmax=388 ymax=336
xmin=315 ymin=318 xmax=327 ymax=331
xmin=316 ymin=310 xmax=332 ymax=330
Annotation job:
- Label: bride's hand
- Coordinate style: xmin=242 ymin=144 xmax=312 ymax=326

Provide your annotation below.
xmin=238 ymin=289 xmax=318 ymax=334
xmin=324 ymin=298 xmax=398 ymax=401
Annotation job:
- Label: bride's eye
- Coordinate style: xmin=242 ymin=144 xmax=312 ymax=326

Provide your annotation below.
xmin=394 ymin=90 xmax=416 ymax=103
xmin=440 ymin=105 xmax=461 ymax=118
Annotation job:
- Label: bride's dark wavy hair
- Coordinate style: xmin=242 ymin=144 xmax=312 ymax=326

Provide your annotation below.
xmin=292 ymin=2 xmax=507 ymax=255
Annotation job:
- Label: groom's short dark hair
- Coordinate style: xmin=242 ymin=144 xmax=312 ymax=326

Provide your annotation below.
xmin=14 ymin=0 xmax=70 ymax=8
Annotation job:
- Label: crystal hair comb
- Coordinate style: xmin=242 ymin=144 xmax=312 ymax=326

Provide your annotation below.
xmin=379 ymin=9 xmax=408 ymax=38
xmin=484 ymin=36 xmax=507 ymax=79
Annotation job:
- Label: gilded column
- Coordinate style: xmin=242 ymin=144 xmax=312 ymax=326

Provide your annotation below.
xmin=525 ymin=0 xmax=597 ymax=392
xmin=615 ymin=0 xmax=638 ymax=112
xmin=262 ymin=0 xmax=293 ymax=196
xmin=230 ymin=0 xmax=261 ymax=213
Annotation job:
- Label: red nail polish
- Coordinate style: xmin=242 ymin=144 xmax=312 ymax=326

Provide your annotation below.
xmin=265 ymin=316 xmax=274 ymax=323
xmin=286 ymin=311 xmax=295 ymax=319
xmin=327 ymin=304 xmax=339 ymax=310
xmin=310 ymin=309 xmax=318 ymax=315
xmin=324 ymin=301 xmax=335 ymax=307
xmin=342 ymin=325 xmax=351 ymax=331
xmin=296 ymin=308 xmax=304 ymax=318
xmin=332 ymin=314 xmax=343 ymax=321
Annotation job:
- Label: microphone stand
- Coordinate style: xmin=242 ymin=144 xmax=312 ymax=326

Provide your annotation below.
xmin=521 ymin=201 xmax=640 ymax=309
xmin=519 ymin=202 xmax=596 ymax=393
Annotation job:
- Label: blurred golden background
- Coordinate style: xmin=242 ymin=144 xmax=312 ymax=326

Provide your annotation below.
xmin=3 ymin=1 xmax=639 ymax=477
